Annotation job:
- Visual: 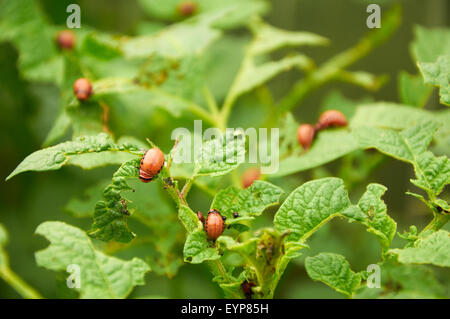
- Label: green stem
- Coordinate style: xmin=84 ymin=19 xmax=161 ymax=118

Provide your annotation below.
xmin=187 ymin=102 xmax=218 ymax=127
xmin=420 ymin=213 xmax=450 ymax=235
xmin=0 ymin=267 xmax=43 ymax=299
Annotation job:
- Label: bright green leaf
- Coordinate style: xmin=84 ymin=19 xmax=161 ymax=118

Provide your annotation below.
xmin=35 ymin=221 xmax=150 ymax=298
xmin=418 ymin=55 xmax=450 ymax=106
xmin=305 ymin=253 xmax=361 ymax=297
xmin=274 ymin=178 xmax=356 ymax=242
xmin=6 ymin=133 xmax=142 ymax=180
xmin=194 ymin=130 xmax=246 ymax=176
xmin=390 ymin=230 xmax=450 ymax=267
xmin=183 ymin=230 xmax=220 ymax=264
xmin=210 ymin=181 xmax=283 ymax=223
xmin=357 ymin=184 xmax=396 ymax=250
xmin=89 ymin=159 xmax=142 ymax=243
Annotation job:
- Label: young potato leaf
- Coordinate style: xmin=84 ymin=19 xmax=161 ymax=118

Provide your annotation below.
xmin=183 ymin=230 xmax=220 ymax=264
xmin=89 ymin=159 xmax=142 ymax=243
xmin=35 ymin=221 xmax=150 ymax=298
xmin=350 ymin=103 xmax=449 ymax=154
xmin=194 ymin=130 xmax=246 ymax=176
xmin=232 ymin=54 xmax=313 ymax=99
xmin=411 ymin=26 xmax=450 ymax=106
xmin=389 ymin=230 xmax=450 ymax=267
xmin=274 ymin=178 xmax=358 ymax=242
xmin=121 ymin=8 xmax=236 ymax=59
xmin=210 ymin=181 xmax=284 ymax=224
xmin=6 ymin=133 xmax=142 ymax=181
xmin=398 ymin=71 xmax=433 ymax=108
xmin=357 ymin=184 xmax=396 ymax=250
xmin=274 ymin=130 xmax=359 ymax=177
xmin=178 ymin=204 xmax=203 ymax=234
xmin=248 ymin=18 xmax=328 ymax=56
xmin=411 ymin=26 xmax=450 ymax=64
xmin=418 ymin=55 xmax=450 ymax=106
xmin=305 ymin=253 xmax=361 ymax=297
xmin=353 ymin=121 xmax=450 ymax=197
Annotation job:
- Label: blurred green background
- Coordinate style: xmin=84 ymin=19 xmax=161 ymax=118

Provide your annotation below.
xmin=0 ymin=0 xmax=448 ymax=298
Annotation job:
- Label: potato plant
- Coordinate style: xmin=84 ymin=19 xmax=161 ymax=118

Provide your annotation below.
xmin=0 ymin=0 xmax=449 ymax=299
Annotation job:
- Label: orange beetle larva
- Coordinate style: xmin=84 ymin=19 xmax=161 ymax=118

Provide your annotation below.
xmin=56 ymin=30 xmax=76 ymax=50
xmin=139 ymin=147 xmax=165 ymax=183
xmin=204 ymin=209 xmax=226 ymax=241
xmin=316 ymin=110 xmax=348 ymax=130
xmin=177 ymin=1 xmax=197 ymax=16
xmin=297 ymin=124 xmax=316 ymax=150
xmin=73 ymin=78 xmax=93 ymax=101
xmin=241 ymin=167 xmax=261 ymax=189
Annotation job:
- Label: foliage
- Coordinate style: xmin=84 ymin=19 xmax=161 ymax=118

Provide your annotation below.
xmin=1 ymin=0 xmax=449 ymax=299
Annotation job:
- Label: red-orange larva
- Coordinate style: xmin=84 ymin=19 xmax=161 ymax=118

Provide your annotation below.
xmin=204 ymin=209 xmax=226 ymax=241
xmin=139 ymin=147 xmax=165 ymax=183
xmin=297 ymin=124 xmax=316 ymax=150
xmin=241 ymin=168 xmax=261 ymax=189
xmin=56 ymin=30 xmax=76 ymax=50
xmin=73 ymin=78 xmax=93 ymax=101
xmin=316 ymin=110 xmax=348 ymax=130
xmin=177 ymin=1 xmax=197 ymax=16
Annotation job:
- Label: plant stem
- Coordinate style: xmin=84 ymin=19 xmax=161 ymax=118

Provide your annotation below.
xmin=420 ymin=213 xmax=450 ymax=235
xmin=0 ymin=267 xmax=43 ymax=299
xmin=202 ymin=86 xmax=220 ymax=116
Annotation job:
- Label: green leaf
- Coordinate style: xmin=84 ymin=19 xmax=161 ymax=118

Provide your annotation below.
xmin=81 ymin=33 xmax=122 ymax=60
xmin=178 ymin=204 xmax=202 ymax=234
xmin=411 ymin=26 xmax=450 ymax=106
xmin=35 ymin=221 xmax=150 ymax=298
xmin=248 ymin=18 xmax=328 ymax=56
xmin=389 ymin=230 xmax=450 ymax=267
xmin=398 ymin=71 xmax=433 ymax=107
xmin=411 ymin=26 xmax=450 ymax=64
xmin=274 ymin=177 xmax=356 ymax=242
xmin=183 ymin=230 xmax=220 ymax=264
xmin=210 ymin=181 xmax=284 ymax=224
xmin=418 ymin=55 xmax=450 ymax=106
xmin=350 ymin=103 xmax=450 ymax=153
xmin=0 ymin=0 xmax=62 ymax=83
xmin=382 ymin=262 xmax=445 ymax=297
xmin=42 ymin=110 xmax=71 ymax=147
xmin=89 ymin=159 xmax=142 ymax=243
xmin=6 ymin=133 xmax=142 ymax=180
xmin=357 ymin=184 xmax=396 ymax=250
xmin=353 ymin=121 xmax=450 ymax=197
xmin=194 ymin=130 xmax=246 ymax=176
xmin=305 ymin=253 xmax=361 ymax=297
xmin=121 ymin=9 xmax=235 ymax=59
xmin=232 ymin=54 xmax=313 ymax=99
xmin=274 ymin=130 xmax=359 ymax=177
xmin=138 ymin=0 xmax=268 ymax=29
